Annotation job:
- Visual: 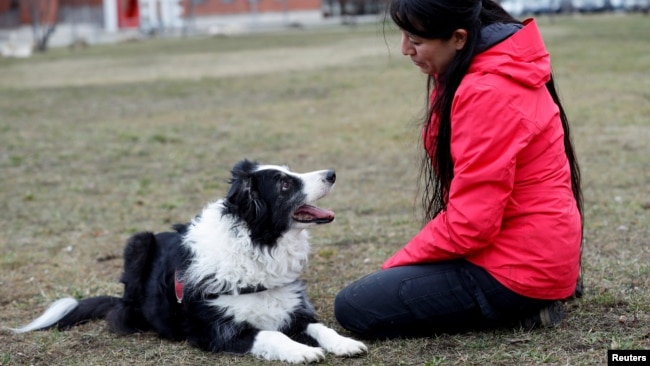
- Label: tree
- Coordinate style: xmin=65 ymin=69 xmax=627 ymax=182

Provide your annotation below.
xmin=21 ymin=0 xmax=58 ymax=52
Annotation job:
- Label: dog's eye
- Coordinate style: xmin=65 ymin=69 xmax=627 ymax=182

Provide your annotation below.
xmin=280 ymin=180 xmax=291 ymax=192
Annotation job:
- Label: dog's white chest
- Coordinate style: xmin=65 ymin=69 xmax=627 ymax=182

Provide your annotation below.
xmin=209 ymin=283 xmax=303 ymax=331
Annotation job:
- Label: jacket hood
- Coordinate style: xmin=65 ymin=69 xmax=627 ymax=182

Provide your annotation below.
xmin=469 ymin=19 xmax=551 ymax=89
xmin=476 ymin=22 xmax=523 ymax=54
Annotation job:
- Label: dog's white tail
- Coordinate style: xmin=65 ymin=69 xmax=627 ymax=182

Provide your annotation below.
xmin=11 ymin=298 xmax=79 ymax=333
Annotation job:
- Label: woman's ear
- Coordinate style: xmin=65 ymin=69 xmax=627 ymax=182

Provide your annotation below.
xmin=452 ymin=29 xmax=468 ymax=51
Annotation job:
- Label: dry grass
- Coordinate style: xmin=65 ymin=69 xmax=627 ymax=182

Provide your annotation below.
xmin=1 ymin=13 xmax=649 ymax=366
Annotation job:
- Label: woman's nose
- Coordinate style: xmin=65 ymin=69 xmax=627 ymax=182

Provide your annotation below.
xmin=401 ymin=34 xmax=414 ymax=56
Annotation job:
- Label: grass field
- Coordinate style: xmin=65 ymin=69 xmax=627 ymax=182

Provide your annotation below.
xmin=1 ymin=13 xmax=649 ymax=366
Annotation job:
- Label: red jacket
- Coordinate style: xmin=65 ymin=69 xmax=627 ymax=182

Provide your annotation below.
xmin=382 ymin=19 xmax=581 ymax=300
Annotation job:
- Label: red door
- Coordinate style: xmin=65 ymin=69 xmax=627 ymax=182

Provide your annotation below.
xmin=117 ymin=0 xmax=139 ymax=28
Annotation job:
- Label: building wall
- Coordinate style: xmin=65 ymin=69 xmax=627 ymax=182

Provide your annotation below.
xmin=19 ymin=0 xmax=59 ymax=23
xmin=0 ymin=0 xmax=11 ymax=13
xmin=60 ymin=0 xmax=103 ymax=5
xmin=188 ymin=0 xmax=321 ymax=16
xmin=2 ymin=0 xmax=323 ymax=28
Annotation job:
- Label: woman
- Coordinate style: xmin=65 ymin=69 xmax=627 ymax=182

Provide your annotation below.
xmin=334 ymin=0 xmax=583 ymax=340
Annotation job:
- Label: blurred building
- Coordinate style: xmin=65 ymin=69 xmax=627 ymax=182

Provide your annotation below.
xmin=0 ymin=0 xmax=322 ymax=32
xmin=0 ymin=0 xmax=332 ymax=50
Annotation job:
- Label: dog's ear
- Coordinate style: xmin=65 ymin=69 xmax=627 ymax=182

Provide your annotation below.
xmin=230 ymin=159 xmax=257 ymax=176
xmin=226 ymin=160 xmax=255 ymax=204
xmin=224 ymin=160 xmax=267 ymax=226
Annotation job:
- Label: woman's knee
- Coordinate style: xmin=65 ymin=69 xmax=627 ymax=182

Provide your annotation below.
xmin=334 ymin=284 xmax=370 ymax=334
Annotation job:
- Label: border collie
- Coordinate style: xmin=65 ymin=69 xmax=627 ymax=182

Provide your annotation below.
xmin=13 ymin=159 xmax=367 ymax=363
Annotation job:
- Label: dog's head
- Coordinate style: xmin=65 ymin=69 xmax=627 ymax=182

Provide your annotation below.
xmin=223 ymin=159 xmax=336 ymax=246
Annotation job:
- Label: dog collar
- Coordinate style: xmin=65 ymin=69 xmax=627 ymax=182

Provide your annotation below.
xmin=174 ymin=270 xmax=267 ymax=303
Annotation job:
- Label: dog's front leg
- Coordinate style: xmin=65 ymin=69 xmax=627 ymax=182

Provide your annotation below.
xmin=250 ymin=330 xmax=325 ymax=363
xmin=305 ymin=323 xmax=367 ymax=357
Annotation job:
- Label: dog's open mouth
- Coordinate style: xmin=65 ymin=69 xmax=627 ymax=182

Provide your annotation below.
xmin=292 ymin=204 xmax=335 ymax=224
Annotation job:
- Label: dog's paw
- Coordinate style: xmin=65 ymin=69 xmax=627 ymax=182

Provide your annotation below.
xmin=323 ymin=335 xmax=367 ymax=357
xmin=251 ymin=330 xmax=325 ymax=363
xmin=306 ymin=323 xmax=368 ymax=357
xmin=279 ymin=344 xmax=326 ymax=364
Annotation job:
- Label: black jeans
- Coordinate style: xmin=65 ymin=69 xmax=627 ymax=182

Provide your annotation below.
xmin=334 ymin=260 xmax=554 ymax=339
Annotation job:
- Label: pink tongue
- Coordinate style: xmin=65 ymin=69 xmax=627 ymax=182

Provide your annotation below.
xmin=293 ymin=204 xmax=335 ymax=222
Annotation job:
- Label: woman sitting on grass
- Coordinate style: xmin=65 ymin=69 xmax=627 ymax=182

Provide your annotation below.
xmin=335 ymin=0 xmax=583 ymax=339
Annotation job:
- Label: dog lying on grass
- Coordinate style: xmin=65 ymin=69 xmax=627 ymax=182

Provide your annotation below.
xmin=13 ymin=159 xmax=367 ymax=363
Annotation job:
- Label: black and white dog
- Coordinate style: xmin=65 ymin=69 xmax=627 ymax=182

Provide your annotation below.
xmin=13 ymin=159 xmax=366 ymax=363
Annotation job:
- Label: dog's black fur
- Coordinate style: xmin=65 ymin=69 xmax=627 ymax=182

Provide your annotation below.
xmin=14 ymin=160 xmax=366 ymax=363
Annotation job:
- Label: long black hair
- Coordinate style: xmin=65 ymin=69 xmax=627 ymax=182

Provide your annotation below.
xmin=388 ymin=0 xmax=582 ymax=225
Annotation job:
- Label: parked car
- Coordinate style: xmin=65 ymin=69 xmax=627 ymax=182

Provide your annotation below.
xmin=321 ymin=0 xmax=387 ymax=17
xmin=522 ymin=0 xmax=552 ymax=14
xmin=623 ymin=0 xmax=650 ymax=13
xmin=503 ymin=0 xmax=572 ymax=15
xmin=501 ymin=0 xmax=526 ymax=16
xmin=571 ymin=0 xmax=609 ymax=12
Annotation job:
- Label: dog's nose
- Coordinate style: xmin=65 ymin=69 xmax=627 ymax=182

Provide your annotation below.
xmin=325 ymin=170 xmax=336 ymax=184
